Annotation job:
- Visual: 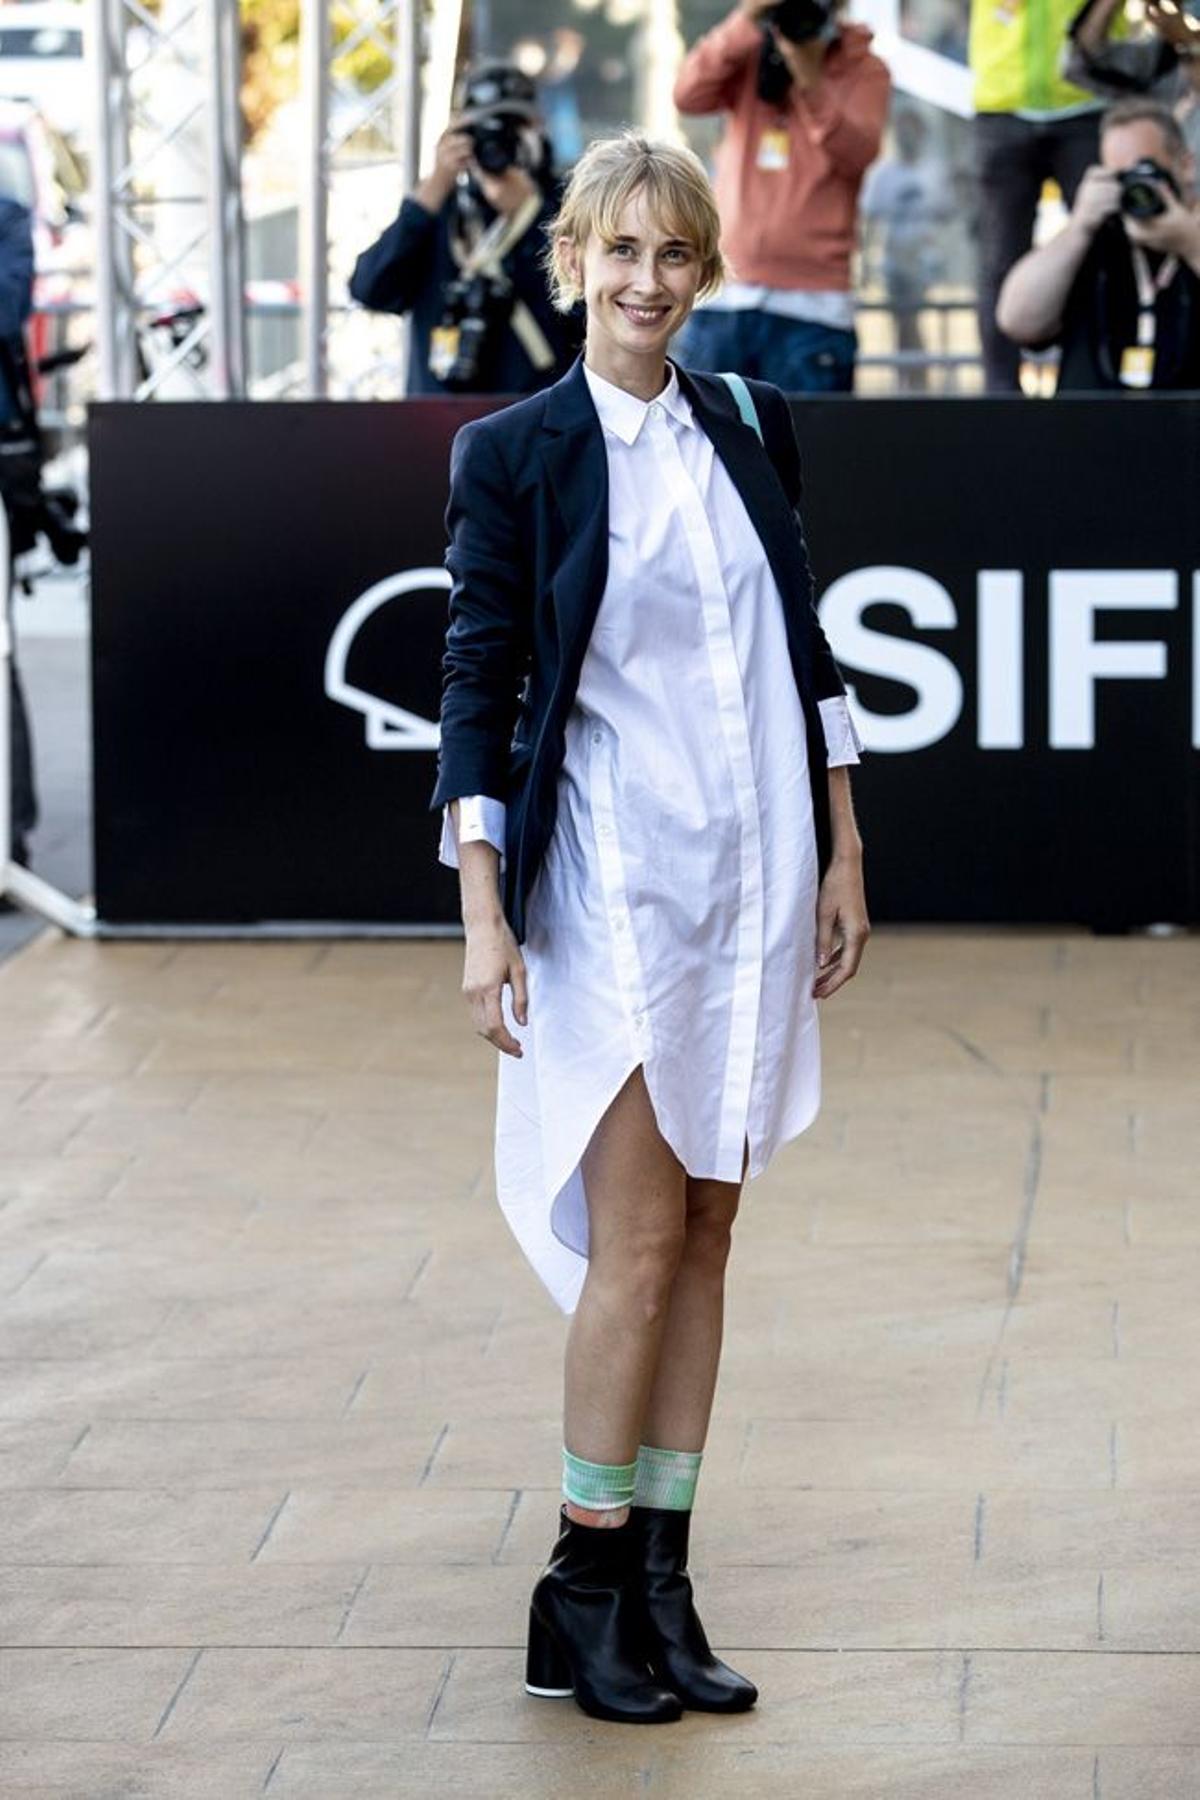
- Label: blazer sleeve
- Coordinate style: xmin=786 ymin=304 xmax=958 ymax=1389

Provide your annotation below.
xmin=754 ymin=379 xmax=848 ymax=705
xmin=429 ymin=421 xmax=532 ymax=811
xmin=349 ymin=198 xmax=440 ymax=316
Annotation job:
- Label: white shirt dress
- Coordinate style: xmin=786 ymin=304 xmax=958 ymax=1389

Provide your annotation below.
xmin=441 ymin=363 xmax=861 ymax=1315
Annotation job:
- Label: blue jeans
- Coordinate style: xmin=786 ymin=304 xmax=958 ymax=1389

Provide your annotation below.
xmin=675 ymin=307 xmax=856 ymax=393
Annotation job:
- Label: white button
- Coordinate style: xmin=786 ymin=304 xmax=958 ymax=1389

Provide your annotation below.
xmin=614 ymin=915 xmax=626 ymax=931
xmin=592 ymin=731 xmax=602 ymax=745
xmin=649 ymin=401 xmax=661 ymax=417
xmin=598 ymin=823 xmax=611 ymax=838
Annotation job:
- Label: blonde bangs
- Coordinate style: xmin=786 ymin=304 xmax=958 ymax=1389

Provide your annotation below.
xmin=546 ymin=133 xmax=726 ymax=312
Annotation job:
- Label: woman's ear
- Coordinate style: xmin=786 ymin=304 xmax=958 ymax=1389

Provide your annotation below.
xmin=557 ymin=235 xmax=583 ymax=297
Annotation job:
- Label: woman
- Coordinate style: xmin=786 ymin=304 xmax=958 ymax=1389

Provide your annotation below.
xmin=432 ymin=132 xmax=869 ymax=1725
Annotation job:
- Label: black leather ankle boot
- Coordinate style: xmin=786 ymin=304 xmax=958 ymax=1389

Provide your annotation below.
xmin=526 ymin=1507 xmax=683 ymax=1723
xmin=630 ymin=1504 xmax=757 ymax=1712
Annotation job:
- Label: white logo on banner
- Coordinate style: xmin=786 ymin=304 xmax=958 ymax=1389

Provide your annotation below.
xmin=324 ymin=567 xmax=451 ymax=750
xmin=327 ymin=564 xmax=1200 ymax=756
xmin=820 ymin=566 xmax=1198 ymax=754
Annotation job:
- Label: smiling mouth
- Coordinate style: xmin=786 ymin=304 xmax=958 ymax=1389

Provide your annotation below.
xmin=616 ymin=301 xmax=671 ymax=326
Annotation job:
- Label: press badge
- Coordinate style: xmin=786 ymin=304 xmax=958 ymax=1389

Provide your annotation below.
xmin=1119 ymin=345 xmax=1155 ymax=388
xmin=429 ymin=324 xmax=461 ymax=381
xmin=756 ymin=128 xmax=790 ymax=171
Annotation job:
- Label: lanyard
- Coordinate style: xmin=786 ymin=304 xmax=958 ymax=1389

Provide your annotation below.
xmin=1129 ymin=243 xmax=1179 ymax=348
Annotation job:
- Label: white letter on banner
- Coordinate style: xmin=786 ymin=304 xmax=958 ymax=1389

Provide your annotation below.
xmin=1049 ymin=572 xmax=1175 ymax=750
xmin=978 ymin=571 xmax=1023 ymax=749
xmin=819 ymin=566 xmax=962 ymax=753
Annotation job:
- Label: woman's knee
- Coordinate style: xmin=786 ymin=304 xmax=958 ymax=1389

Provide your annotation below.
xmin=683 ymin=1185 xmax=740 ymax=1274
xmin=593 ymin=1215 xmax=688 ymax=1323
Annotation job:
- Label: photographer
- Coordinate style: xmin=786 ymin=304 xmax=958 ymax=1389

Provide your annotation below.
xmin=672 ymin=0 xmax=889 ymax=391
xmin=1067 ymin=0 xmax=1200 ymax=163
xmin=349 ymin=62 xmax=577 ymax=395
xmin=996 ymin=99 xmax=1200 ymax=389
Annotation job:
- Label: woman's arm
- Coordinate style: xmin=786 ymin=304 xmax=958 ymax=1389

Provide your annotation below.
xmin=814 ymin=767 xmax=869 ymax=999
xmin=673 ymin=6 xmax=762 ymax=114
xmin=433 ymin=421 xmax=533 ymax=1057
xmin=455 ymin=829 xmax=528 ymax=1058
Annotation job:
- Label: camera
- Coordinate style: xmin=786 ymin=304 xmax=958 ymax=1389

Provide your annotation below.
xmin=467 ymin=113 xmax=523 ymax=176
xmin=1118 ymin=157 xmax=1181 ymax=221
xmin=756 ymin=0 xmax=836 ymax=102
xmin=431 ymin=270 xmax=514 ymax=390
xmin=764 ymin=0 xmax=835 ymax=42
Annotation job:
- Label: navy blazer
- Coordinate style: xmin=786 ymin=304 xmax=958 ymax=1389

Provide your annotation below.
xmin=430 ymin=355 xmax=850 ymax=943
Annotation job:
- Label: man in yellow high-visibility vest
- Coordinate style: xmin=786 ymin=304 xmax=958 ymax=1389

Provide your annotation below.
xmin=971 ymin=0 xmax=1113 ymax=387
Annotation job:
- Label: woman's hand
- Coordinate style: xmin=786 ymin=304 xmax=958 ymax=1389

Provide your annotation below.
xmin=463 ymin=914 xmax=528 ymax=1057
xmin=813 ymin=853 xmax=870 ymax=1000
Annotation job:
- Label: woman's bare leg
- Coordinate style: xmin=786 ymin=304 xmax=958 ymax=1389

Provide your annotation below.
xmin=563 ymin=1067 xmax=688 ymax=1526
xmin=639 ymin=1165 xmax=745 ymax=1453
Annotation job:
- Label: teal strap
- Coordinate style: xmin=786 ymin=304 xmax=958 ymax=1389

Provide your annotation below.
xmin=718 ymin=370 xmax=763 ymax=443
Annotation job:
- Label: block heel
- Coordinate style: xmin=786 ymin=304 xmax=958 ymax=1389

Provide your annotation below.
xmin=525 ymin=1506 xmax=682 ymax=1723
xmin=524 ymin=1605 xmax=574 ymax=1697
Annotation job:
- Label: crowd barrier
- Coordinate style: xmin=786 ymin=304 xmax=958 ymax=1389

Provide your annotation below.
xmin=88 ymin=396 xmax=1199 ymax=931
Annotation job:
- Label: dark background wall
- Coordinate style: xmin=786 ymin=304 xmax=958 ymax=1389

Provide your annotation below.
xmin=89 ymin=397 xmax=1199 ymax=929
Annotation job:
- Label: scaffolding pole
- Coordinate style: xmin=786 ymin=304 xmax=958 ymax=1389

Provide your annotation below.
xmin=89 ymin=0 xmax=247 ymax=401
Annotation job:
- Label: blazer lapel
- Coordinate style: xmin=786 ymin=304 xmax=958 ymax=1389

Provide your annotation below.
xmin=539 ymin=357 xmax=609 ymax=655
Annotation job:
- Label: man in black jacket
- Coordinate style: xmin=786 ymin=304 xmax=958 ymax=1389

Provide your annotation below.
xmin=349 ymin=62 xmax=579 ymax=396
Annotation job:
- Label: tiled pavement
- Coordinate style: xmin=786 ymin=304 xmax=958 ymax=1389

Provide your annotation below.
xmin=0 ymin=927 xmax=1197 ymax=1798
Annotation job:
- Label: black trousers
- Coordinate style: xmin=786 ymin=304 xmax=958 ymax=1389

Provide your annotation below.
xmin=975 ymin=111 xmax=1100 ymax=391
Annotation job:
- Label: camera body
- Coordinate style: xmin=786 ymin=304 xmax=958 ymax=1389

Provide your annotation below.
xmin=765 ymin=0 xmax=835 ymax=42
xmin=467 ymin=113 xmax=524 ymax=176
xmin=1118 ymin=157 xmax=1181 ymax=221
xmin=756 ymin=0 xmax=836 ymax=103
xmin=433 ymin=270 xmax=514 ymax=389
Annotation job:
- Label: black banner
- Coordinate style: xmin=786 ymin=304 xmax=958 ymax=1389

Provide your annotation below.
xmin=89 ymin=397 xmax=1199 ymax=929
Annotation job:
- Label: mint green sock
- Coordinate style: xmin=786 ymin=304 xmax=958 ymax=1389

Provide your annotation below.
xmin=633 ymin=1442 xmax=703 ymax=1511
xmin=562 ymin=1446 xmax=637 ymax=1512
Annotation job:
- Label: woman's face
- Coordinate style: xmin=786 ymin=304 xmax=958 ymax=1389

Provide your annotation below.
xmin=564 ymin=188 xmax=704 ymax=362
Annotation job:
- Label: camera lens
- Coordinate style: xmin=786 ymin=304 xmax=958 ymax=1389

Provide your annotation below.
xmin=1120 ymin=180 xmax=1166 ymax=221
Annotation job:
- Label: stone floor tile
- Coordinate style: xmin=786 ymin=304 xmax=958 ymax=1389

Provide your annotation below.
xmin=1100 ymin=1749 xmax=1200 ymax=1798
xmin=0 ymin=1418 xmax=86 ymax=1486
xmin=0 ymin=1648 xmax=198 ymax=1740
xmin=58 ymin=1418 xmax=443 ymax=1491
xmin=159 ymin=1647 xmax=447 ymax=1742
xmin=966 ymin=1650 xmax=1200 ymax=1742
xmin=340 ymin=1561 xmax=535 ymax=1646
xmin=421 ymin=1417 xmax=564 ymax=1489
xmin=0 ymin=1487 xmax=287 ymax=1564
xmin=0 ymin=1564 xmax=364 ymax=1648
xmin=432 ymin=1648 xmax=963 ymax=1744
xmin=0 ymin=1354 xmax=369 ymax=1422
xmin=740 ymin=1417 xmax=1112 ymax=1491
xmin=0 ymin=1742 xmax=275 ymax=1800
xmin=265 ymin=1741 xmax=1096 ymax=1800
xmin=258 ymin=1486 xmax=517 ymax=1564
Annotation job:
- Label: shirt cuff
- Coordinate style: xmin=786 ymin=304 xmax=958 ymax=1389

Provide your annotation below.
xmin=819 ymin=696 xmax=863 ymax=767
xmin=438 ymin=795 xmax=507 ymax=870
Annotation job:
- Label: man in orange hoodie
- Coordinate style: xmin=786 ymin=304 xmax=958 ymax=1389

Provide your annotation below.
xmin=673 ymin=0 xmax=890 ymax=390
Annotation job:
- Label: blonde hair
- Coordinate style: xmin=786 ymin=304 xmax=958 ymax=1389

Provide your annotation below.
xmin=546 ymin=132 xmax=727 ymax=312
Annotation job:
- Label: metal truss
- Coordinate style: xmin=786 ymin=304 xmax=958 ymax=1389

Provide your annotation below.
xmin=300 ymin=0 xmax=423 ymax=398
xmin=90 ymin=0 xmax=247 ymax=399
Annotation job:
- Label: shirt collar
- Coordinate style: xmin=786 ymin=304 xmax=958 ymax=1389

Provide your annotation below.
xmin=582 ymin=359 xmax=694 ymax=445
